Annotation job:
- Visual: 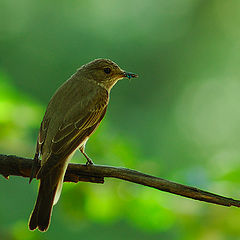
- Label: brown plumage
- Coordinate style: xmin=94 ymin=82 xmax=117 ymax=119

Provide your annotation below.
xmin=28 ymin=58 xmax=138 ymax=232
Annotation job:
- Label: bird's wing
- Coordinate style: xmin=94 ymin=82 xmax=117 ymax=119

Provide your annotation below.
xmin=38 ymin=117 xmax=50 ymax=153
xmin=51 ymin=101 xmax=107 ymax=155
xmin=36 ymin=88 xmax=108 ymax=179
xmin=29 ymin=116 xmax=50 ymax=183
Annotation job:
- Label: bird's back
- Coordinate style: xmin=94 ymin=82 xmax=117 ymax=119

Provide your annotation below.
xmin=39 ymin=73 xmax=108 ymax=163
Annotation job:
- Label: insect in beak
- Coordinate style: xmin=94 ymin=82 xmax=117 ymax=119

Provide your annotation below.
xmin=122 ymin=71 xmax=138 ymax=79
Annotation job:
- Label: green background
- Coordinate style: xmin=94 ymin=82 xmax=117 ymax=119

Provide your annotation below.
xmin=1 ymin=0 xmax=240 ymax=239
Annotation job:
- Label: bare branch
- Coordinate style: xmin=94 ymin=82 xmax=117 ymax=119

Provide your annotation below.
xmin=0 ymin=154 xmax=240 ymax=208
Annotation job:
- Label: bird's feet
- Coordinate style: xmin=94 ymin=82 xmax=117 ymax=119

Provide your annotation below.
xmin=79 ymin=147 xmax=94 ymax=166
xmin=86 ymin=158 xmax=94 ymax=165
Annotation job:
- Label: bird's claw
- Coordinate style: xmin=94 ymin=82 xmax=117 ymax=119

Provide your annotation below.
xmin=85 ymin=158 xmax=94 ymax=165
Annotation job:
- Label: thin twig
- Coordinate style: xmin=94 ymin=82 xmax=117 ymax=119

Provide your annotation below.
xmin=0 ymin=154 xmax=240 ymax=208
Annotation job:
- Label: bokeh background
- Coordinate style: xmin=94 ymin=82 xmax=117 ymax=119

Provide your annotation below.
xmin=1 ymin=0 xmax=240 ymax=239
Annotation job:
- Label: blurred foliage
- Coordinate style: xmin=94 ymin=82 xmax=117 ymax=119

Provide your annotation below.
xmin=1 ymin=0 xmax=240 ymax=239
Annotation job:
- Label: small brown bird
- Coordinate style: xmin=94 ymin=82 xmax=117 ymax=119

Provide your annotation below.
xmin=28 ymin=59 xmax=138 ymax=232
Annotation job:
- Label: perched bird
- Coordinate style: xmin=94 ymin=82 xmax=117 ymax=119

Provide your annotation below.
xmin=28 ymin=58 xmax=138 ymax=232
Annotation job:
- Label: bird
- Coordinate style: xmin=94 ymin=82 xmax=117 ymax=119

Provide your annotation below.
xmin=28 ymin=58 xmax=138 ymax=232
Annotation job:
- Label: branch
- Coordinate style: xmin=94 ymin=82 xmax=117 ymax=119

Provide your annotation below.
xmin=1 ymin=154 xmax=240 ymax=208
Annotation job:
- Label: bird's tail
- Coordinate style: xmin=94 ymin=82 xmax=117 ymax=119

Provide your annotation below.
xmin=28 ymin=176 xmax=56 ymax=231
xmin=28 ymin=164 xmax=66 ymax=232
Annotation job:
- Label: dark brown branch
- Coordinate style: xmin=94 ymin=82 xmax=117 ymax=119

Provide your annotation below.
xmin=1 ymin=153 xmax=240 ymax=208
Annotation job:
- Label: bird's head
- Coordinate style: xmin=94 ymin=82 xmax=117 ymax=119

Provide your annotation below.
xmin=80 ymin=58 xmax=138 ymax=90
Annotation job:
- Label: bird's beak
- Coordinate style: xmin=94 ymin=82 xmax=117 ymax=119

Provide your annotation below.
xmin=120 ymin=71 xmax=138 ymax=79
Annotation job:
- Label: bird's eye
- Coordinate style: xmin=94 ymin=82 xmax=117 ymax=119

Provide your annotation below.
xmin=103 ymin=68 xmax=111 ymax=74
